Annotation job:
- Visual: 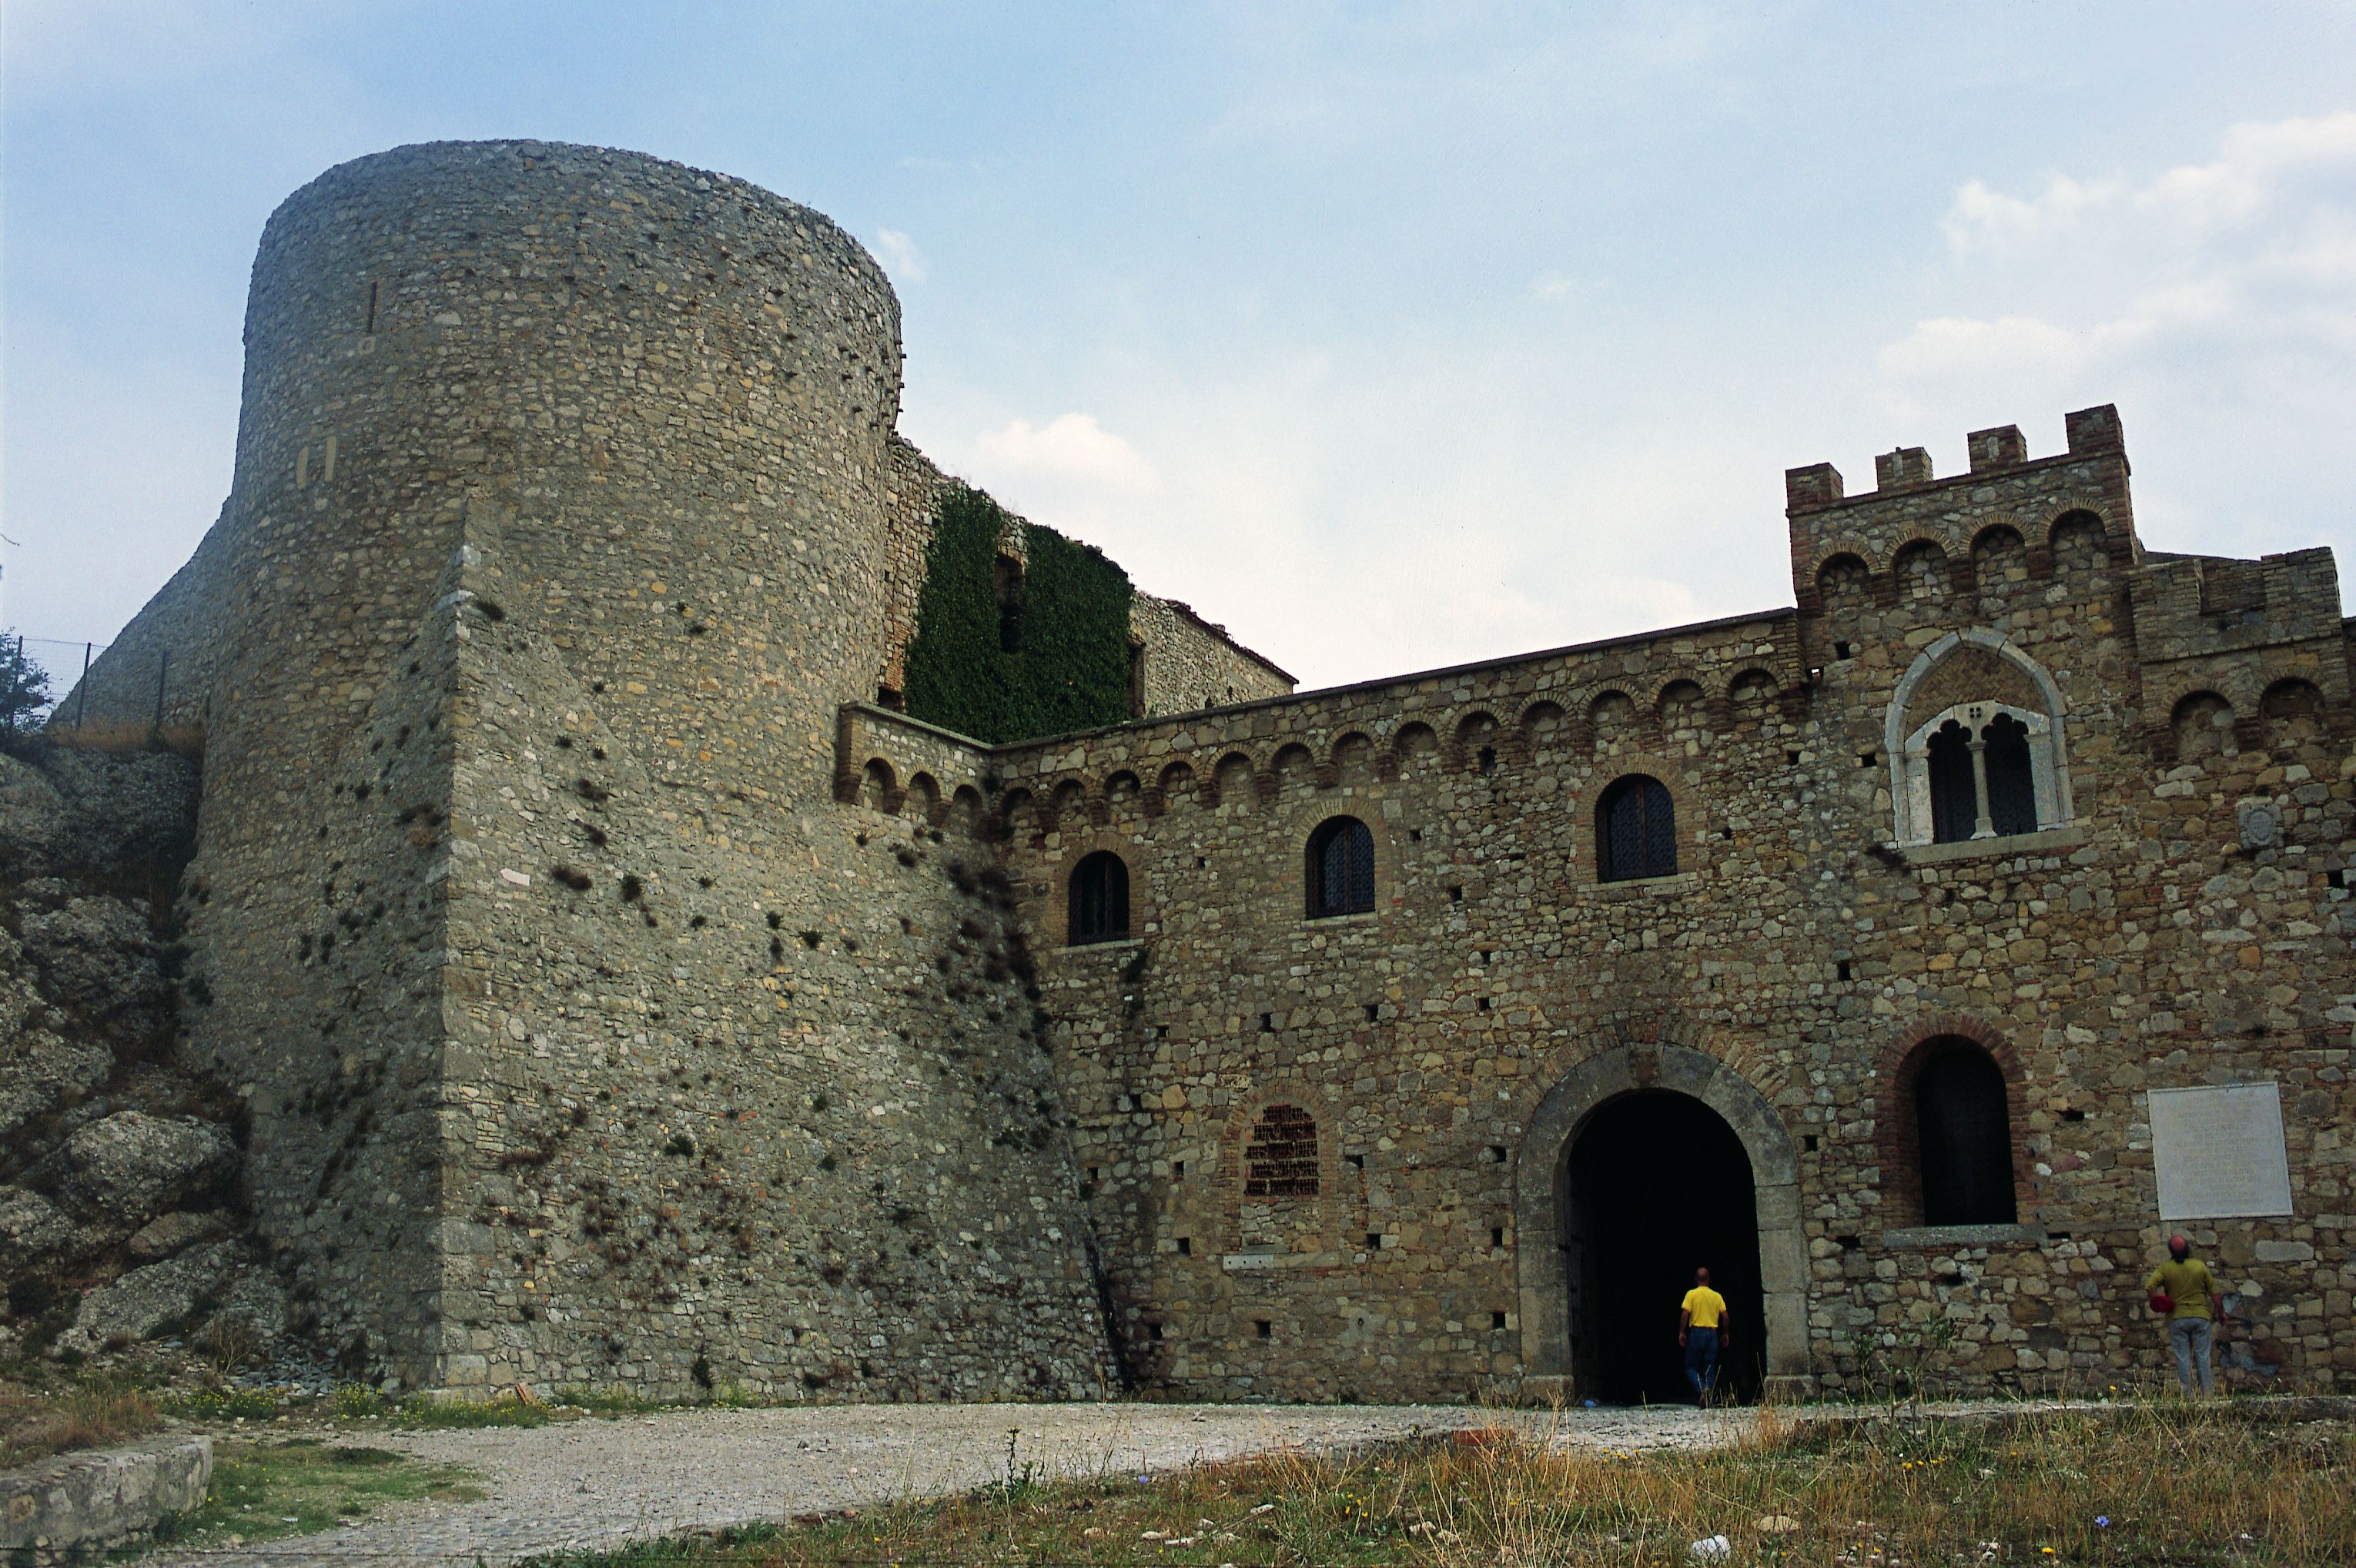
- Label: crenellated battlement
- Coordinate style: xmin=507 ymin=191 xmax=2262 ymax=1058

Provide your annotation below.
xmin=1784 ymin=405 xmax=2140 ymax=672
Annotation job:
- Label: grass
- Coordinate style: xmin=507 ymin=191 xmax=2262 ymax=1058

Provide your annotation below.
xmin=393 ymin=1391 xmax=554 ymax=1429
xmin=150 ymin=1436 xmax=484 ymax=1549
xmin=160 ymin=1386 xmax=283 ymax=1422
xmin=0 ymin=1380 xmax=161 ymax=1467
xmin=514 ymin=1403 xmax=2356 ymax=1567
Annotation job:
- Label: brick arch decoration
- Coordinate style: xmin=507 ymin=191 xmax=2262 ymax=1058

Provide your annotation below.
xmin=1051 ymin=828 xmax=1153 ymax=947
xmin=1871 ymin=1014 xmax=2033 ymax=1231
xmin=1968 ymin=516 xmax=2032 ymax=561
xmin=1888 ymin=535 xmax=1956 ymax=580
xmin=1511 ymin=1041 xmax=1809 ymax=1389
xmin=1805 ymin=540 xmax=1882 ymax=590
xmin=2038 ymin=493 xmax=2131 ymax=571
xmin=1807 ymin=539 xmax=1916 ymax=612
xmin=854 ymin=756 xmax=901 ymax=814
xmin=1216 ymin=1078 xmax=1347 ymax=1255
xmin=1384 ymin=720 xmax=1440 ymax=780
xmin=1571 ymin=751 xmax=1707 ymax=887
xmin=1206 ymin=748 xmax=1258 ymax=810
xmin=2143 ymin=672 xmax=2254 ymax=765
xmin=1448 ymin=710 xmax=1505 ymax=771
xmin=947 ymin=783 xmax=988 ymax=837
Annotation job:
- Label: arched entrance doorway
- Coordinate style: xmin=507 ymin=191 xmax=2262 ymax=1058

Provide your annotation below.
xmin=1567 ymin=1092 xmax=1765 ymax=1403
xmin=1514 ymin=1043 xmax=1812 ymax=1400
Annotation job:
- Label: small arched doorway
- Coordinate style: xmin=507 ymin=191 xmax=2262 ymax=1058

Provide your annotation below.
xmin=1567 ymin=1092 xmax=1765 ymax=1403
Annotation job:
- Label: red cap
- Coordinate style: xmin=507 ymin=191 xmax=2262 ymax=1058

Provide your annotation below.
xmin=2169 ymin=1233 xmax=2190 ymax=1252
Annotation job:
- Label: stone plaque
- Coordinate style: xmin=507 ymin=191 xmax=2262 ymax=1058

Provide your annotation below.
xmin=2148 ymin=1083 xmax=2294 ymax=1221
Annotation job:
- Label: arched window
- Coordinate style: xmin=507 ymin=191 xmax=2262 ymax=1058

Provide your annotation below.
xmin=1067 ymin=851 xmax=1129 ymax=944
xmin=1243 ymin=1103 xmax=1320 ymax=1198
xmin=1908 ymin=1040 xmax=2016 ymax=1227
xmin=1889 ymin=634 xmax=2070 ymax=848
xmin=1982 ymin=713 xmax=2036 ymax=836
xmin=1926 ymin=720 xmax=1977 ymax=844
xmin=1305 ymin=816 xmax=1374 ymax=918
xmin=1597 ymin=774 xmax=1675 ymax=881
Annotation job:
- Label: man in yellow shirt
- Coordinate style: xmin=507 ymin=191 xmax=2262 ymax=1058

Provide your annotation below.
xmin=2144 ymin=1234 xmax=2227 ymax=1396
xmin=1678 ymin=1266 xmax=1732 ymax=1403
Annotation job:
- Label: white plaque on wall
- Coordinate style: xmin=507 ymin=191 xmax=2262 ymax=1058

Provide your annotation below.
xmin=2148 ymin=1083 xmax=2294 ymax=1221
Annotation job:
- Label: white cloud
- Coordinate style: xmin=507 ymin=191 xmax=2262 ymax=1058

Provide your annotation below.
xmin=972 ymin=413 xmax=1156 ymax=493
xmin=1529 ymin=270 xmax=1581 ymax=301
xmin=1876 ymin=109 xmax=2356 ymax=559
xmin=1876 ymin=313 xmax=2150 ymax=379
xmin=873 ymin=229 xmax=927 ymax=283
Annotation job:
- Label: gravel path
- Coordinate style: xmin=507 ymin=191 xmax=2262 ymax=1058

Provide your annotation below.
xmin=147 ymin=1400 xmax=1754 ymax=1566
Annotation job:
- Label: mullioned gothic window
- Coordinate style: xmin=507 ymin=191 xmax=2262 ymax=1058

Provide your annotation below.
xmin=1305 ymin=816 xmax=1374 ymax=918
xmin=1887 ymin=634 xmax=2071 ymax=848
xmin=1597 ymin=774 xmax=1676 ymax=881
xmin=1243 ymin=1103 xmax=1320 ymax=1198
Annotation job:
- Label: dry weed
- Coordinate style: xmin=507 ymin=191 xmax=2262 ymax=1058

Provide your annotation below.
xmin=0 ymin=1382 xmax=163 ymax=1468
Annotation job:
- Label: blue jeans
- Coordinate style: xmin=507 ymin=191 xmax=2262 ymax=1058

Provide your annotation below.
xmin=1684 ymin=1327 xmax=1720 ymax=1399
xmin=2170 ymin=1318 xmax=2215 ymax=1395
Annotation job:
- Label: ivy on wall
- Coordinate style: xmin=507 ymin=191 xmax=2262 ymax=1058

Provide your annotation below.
xmin=903 ymin=484 xmax=1134 ymax=744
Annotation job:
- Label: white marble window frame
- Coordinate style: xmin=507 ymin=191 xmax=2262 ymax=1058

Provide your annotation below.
xmin=1886 ymin=629 xmax=2074 ymax=848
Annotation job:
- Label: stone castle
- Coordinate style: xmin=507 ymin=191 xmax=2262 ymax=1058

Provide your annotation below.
xmin=65 ymin=140 xmax=2354 ymax=1403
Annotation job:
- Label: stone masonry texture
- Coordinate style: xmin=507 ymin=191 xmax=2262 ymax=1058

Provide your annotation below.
xmin=62 ymin=141 xmax=2356 ymax=1403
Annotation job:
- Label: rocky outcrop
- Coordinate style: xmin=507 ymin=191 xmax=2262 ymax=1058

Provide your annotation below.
xmin=0 ymin=746 xmax=198 ymax=883
xmin=0 ymin=737 xmax=276 ymax=1370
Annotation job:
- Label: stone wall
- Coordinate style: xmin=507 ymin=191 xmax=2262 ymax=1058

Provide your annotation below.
xmin=58 ymin=140 xmax=1120 ymax=1396
xmin=56 ymin=137 xmax=2353 ymax=1406
xmin=848 ymin=409 xmax=2354 ymax=1401
xmin=869 ymin=448 xmax=1293 ymax=724
xmin=1128 ymin=594 xmax=1297 ymax=719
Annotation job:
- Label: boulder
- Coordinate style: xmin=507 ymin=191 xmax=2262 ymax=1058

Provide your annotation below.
xmin=55 ymin=1112 xmax=237 ymax=1225
xmin=58 ymin=1239 xmax=239 ymax=1355
xmin=0 ymin=1184 xmax=80 ymax=1259
xmin=125 ymin=1209 xmax=229 ymax=1263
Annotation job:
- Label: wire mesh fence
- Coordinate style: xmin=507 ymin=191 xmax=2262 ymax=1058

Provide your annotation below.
xmin=0 ymin=632 xmax=184 ymax=746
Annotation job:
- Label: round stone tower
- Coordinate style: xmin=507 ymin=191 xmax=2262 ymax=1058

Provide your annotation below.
xmin=171 ymin=143 xmax=969 ymax=1384
xmin=216 ymin=138 xmax=904 ymax=814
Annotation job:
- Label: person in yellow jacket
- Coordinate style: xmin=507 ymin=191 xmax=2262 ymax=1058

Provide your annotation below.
xmin=1678 ymin=1266 xmax=1732 ymax=1403
xmin=2144 ymin=1233 xmax=2228 ymax=1396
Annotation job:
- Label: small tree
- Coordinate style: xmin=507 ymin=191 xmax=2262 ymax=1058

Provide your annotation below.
xmin=0 ymin=634 xmax=52 ymax=737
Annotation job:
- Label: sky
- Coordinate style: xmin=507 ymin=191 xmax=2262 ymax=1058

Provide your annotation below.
xmin=6 ymin=2 xmax=2356 ymax=694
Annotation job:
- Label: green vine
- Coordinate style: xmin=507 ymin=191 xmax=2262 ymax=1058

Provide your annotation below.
xmin=902 ymin=485 xmax=1133 ymax=744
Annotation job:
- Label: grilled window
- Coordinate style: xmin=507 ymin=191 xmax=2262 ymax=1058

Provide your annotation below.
xmin=1243 ymin=1103 xmax=1320 ymax=1198
xmin=1597 ymin=774 xmax=1675 ymax=881
xmin=1911 ymin=1040 xmax=2016 ymax=1227
xmin=1306 ymin=816 xmax=1375 ymax=918
xmin=1067 ymin=851 xmax=1129 ymax=944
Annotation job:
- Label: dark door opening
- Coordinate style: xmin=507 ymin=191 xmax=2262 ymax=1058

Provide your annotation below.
xmin=1566 ymin=1091 xmax=1765 ymax=1404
